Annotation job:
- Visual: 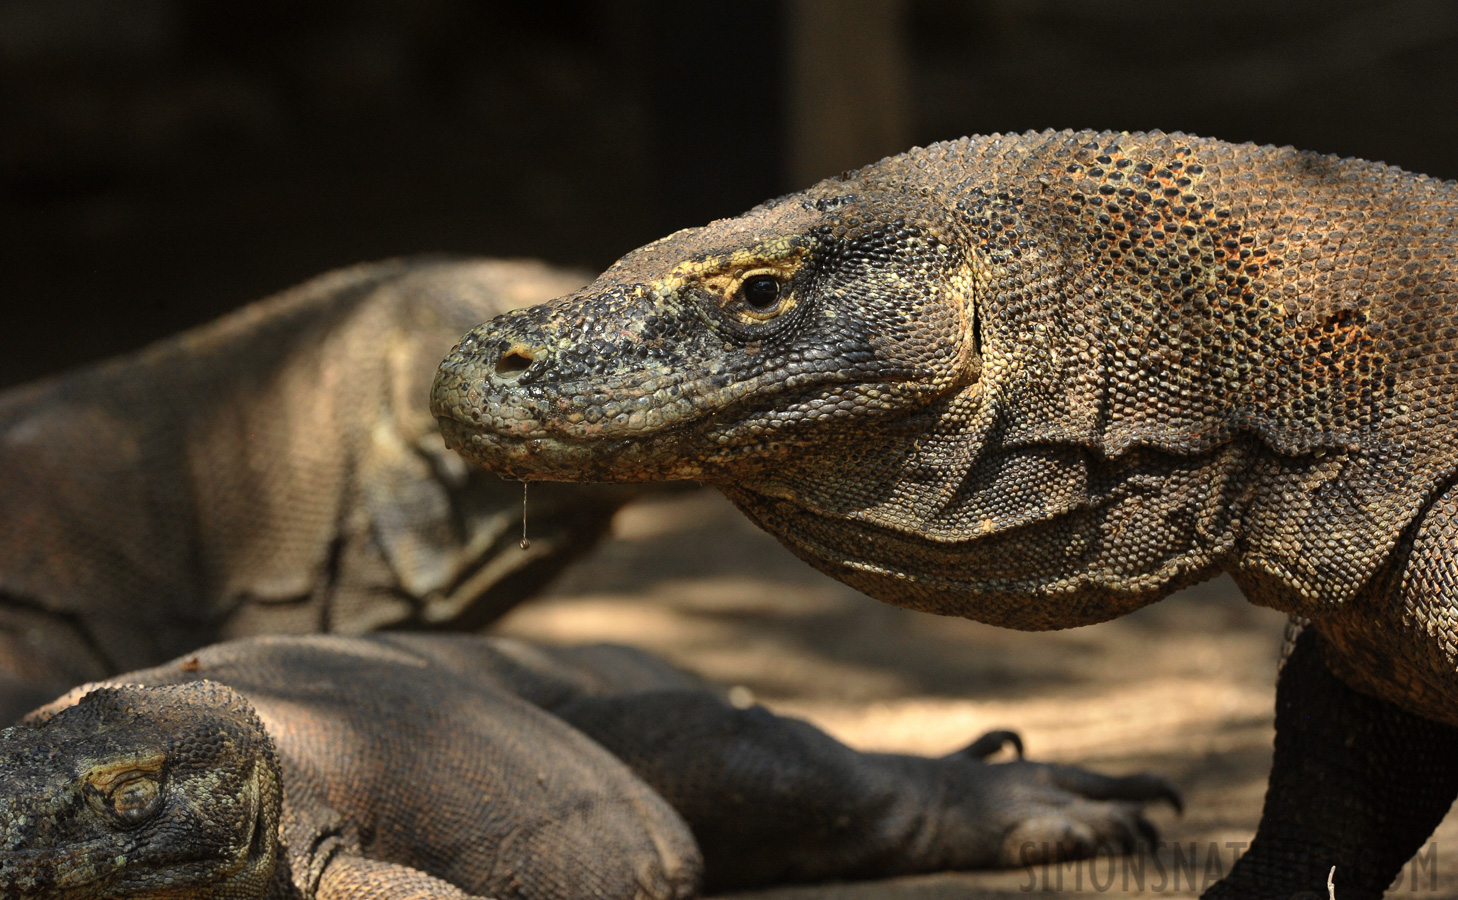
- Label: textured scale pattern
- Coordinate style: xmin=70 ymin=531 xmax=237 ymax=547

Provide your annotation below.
xmin=0 ymin=634 xmax=1177 ymax=899
xmin=0 ymin=258 xmax=644 ymax=724
xmin=431 ymin=130 xmax=1458 ymax=899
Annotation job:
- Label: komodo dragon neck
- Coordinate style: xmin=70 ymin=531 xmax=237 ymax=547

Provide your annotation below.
xmin=434 ymin=130 xmax=1458 ymax=631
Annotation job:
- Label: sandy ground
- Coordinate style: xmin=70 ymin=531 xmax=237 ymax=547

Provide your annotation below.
xmin=495 ymin=489 xmax=1458 ymax=900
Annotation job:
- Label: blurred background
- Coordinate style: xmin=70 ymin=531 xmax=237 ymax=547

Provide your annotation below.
xmin=4 ymin=0 xmax=1457 ymax=387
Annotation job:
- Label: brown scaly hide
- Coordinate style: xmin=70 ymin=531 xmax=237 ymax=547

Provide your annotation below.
xmin=0 ymin=634 xmax=1177 ymax=899
xmin=433 ymin=130 xmax=1458 ymax=898
xmin=0 ymin=258 xmax=645 ymax=723
xmin=433 ymin=131 xmax=1458 ymax=720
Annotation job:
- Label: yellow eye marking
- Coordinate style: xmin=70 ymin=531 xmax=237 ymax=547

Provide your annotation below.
xmin=666 ymin=242 xmax=808 ymax=325
xmin=85 ymin=752 xmax=166 ymax=823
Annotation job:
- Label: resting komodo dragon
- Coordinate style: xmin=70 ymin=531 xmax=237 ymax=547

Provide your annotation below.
xmin=0 ymin=258 xmax=644 ymax=724
xmin=432 ymin=130 xmax=1458 ymax=899
xmin=0 ymin=633 xmax=1177 ymax=899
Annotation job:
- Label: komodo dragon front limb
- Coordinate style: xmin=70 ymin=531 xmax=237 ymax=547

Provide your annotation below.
xmin=0 ymin=634 xmax=1177 ymax=899
xmin=0 ymin=258 xmax=645 ymax=723
xmin=434 ymin=130 xmax=1458 ymax=898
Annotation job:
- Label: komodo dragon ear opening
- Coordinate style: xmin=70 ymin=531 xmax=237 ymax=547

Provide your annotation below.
xmin=971 ymin=304 xmax=982 ymax=361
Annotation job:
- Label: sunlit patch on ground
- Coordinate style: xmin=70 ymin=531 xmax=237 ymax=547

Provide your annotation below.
xmin=498 ymin=489 xmax=1458 ymax=900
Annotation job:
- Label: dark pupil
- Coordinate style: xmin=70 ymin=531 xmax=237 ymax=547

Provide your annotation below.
xmin=742 ymin=276 xmax=781 ymax=309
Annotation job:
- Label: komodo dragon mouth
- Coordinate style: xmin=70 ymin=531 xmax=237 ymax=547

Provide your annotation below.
xmin=435 ymin=367 xmax=940 ymax=483
xmin=0 ymin=840 xmax=141 ymax=894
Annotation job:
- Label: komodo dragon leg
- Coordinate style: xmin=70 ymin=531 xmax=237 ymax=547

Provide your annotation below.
xmin=0 ymin=259 xmax=648 ymax=727
xmin=318 ymin=856 xmax=489 ymax=900
xmin=1207 ymin=628 xmax=1458 ymax=900
xmin=552 ymin=691 xmax=1180 ymax=893
xmin=1216 ymin=482 xmax=1458 ymax=900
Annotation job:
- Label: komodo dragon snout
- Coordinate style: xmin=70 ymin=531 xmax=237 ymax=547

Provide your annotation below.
xmin=433 ymin=191 xmax=984 ymax=484
xmin=0 ymin=682 xmax=280 ymax=899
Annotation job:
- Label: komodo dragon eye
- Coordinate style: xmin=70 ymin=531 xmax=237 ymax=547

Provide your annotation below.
xmin=739 ymin=275 xmax=783 ymax=310
xmin=110 ymin=774 xmax=162 ymax=823
xmin=84 ymin=758 xmax=165 ymax=827
xmin=708 ymin=263 xmax=800 ymax=324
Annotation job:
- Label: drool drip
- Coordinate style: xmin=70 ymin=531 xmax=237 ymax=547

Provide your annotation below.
xmin=520 ymin=482 xmax=531 ymax=551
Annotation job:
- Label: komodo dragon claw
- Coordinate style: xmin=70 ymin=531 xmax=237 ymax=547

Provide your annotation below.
xmin=957 ymin=728 xmax=1025 ymax=759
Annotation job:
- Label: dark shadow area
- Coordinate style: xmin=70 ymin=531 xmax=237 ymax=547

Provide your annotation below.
xmin=5 ymin=0 xmax=1458 ymax=388
xmin=910 ymin=0 xmax=1458 ymax=178
xmin=0 ymin=0 xmax=783 ymax=386
xmin=528 ymin=490 xmax=1287 ymax=704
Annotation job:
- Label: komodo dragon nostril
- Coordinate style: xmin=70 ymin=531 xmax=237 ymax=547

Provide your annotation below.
xmin=495 ymin=346 xmax=537 ymax=377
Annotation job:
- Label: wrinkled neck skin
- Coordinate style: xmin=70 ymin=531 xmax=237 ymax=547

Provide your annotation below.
xmin=696 ymin=160 xmax=1250 ymax=629
xmin=718 ymin=367 xmax=1247 ymax=631
xmin=718 ymin=134 xmax=1449 ymax=629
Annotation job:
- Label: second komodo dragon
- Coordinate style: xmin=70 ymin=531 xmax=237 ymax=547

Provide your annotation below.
xmin=433 ymin=130 xmax=1458 ymax=899
xmin=0 ymin=633 xmax=1176 ymax=899
xmin=0 ymin=258 xmax=643 ymax=723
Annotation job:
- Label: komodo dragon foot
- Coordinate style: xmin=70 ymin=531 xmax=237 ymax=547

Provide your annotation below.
xmin=0 ymin=633 xmax=1179 ymax=899
xmin=551 ymin=689 xmax=1182 ymax=891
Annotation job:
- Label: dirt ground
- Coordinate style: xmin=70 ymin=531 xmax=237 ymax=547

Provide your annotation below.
xmin=495 ymin=488 xmax=1458 ymax=900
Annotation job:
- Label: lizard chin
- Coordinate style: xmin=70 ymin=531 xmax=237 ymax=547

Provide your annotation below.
xmin=436 ymin=376 xmax=948 ymax=485
xmin=438 ymin=418 xmax=706 ymax=482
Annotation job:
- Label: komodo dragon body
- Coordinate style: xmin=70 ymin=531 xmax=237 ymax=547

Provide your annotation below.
xmin=0 ymin=259 xmax=641 ymax=723
xmin=432 ymin=130 xmax=1458 ymax=898
xmin=0 ymin=633 xmax=1176 ymax=899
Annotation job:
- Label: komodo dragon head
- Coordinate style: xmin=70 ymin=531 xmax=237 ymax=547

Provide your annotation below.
xmin=433 ymin=187 xmax=981 ymax=484
xmin=430 ymin=133 xmax=1223 ymax=629
xmin=0 ymin=682 xmax=282 ymax=899
xmin=434 ymin=130 xmax=1427 ymax=627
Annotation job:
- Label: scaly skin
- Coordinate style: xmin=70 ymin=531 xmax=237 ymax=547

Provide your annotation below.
xmin=0 ymin=681 xmax=283 ymax=900
xmin=432 ymin=130 xmax=1458 ymax=898
xmin=0 ymin=634 xmax=1178 ymax=899
xmin=0 ymin=258 xmax=646 ymax=723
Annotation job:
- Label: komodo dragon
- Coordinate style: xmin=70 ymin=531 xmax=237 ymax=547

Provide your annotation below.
xmin=432 ymin=130 xmax=1458 ymax=899
xmin=0 ymin=258 xmax=644 ymax=724
xmin=0 ymin=633 xmax=1177 ymax=899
